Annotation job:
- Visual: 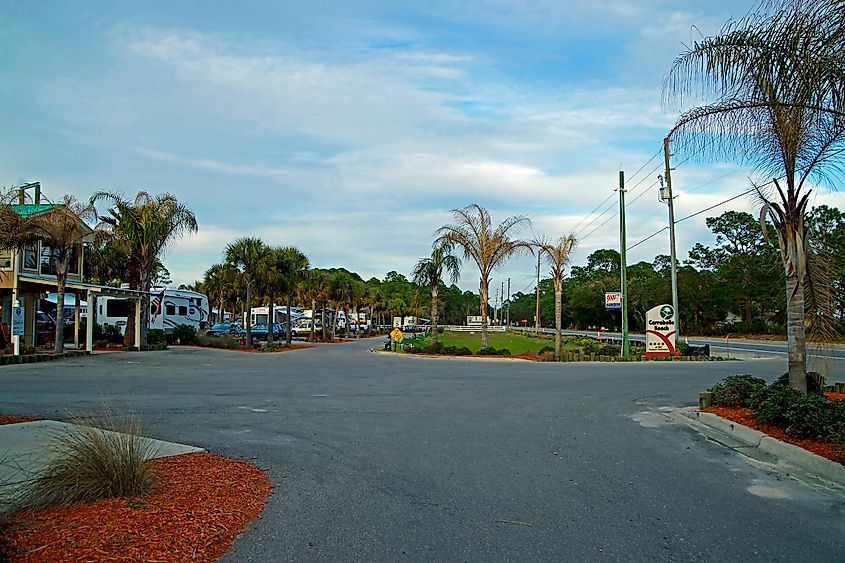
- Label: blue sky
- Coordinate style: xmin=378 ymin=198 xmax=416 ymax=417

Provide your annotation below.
xmin=3 ymin=1 xmax=843 ymax=294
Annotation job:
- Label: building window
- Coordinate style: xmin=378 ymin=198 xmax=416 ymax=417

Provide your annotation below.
xmin=23 ymin=243 xmax=37 ymax=270
xmin=40 ymin=245 xmax=57 ymax=276
xmin=0 ymin=249 xmax=11 ymax=270
xmin=67 ymin=244 xmax=80 ymax=275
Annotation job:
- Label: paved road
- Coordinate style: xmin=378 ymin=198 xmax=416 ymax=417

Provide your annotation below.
xmin=1 ymin=341 xmax=843 ymax=561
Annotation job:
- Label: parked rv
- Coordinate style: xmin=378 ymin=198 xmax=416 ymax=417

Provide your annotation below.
xmin=97 ymin=287 xmax=209 ymax=334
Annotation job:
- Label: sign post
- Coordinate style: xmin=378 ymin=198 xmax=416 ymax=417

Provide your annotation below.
xmin=644 ymin=304 xmax=677 ymax=357
xmin=12 ymin=304 xmax=24 ymax=356
xmin=390 ymin=327 xmax=404 ymax=351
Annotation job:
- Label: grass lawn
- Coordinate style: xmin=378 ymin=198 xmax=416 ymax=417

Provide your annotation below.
xmin=405 ymin=330 xmax=578 ymax=355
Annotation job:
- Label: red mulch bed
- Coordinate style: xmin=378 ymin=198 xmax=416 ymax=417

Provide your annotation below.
xmin=3 ymin=452 xmax=271 ymax=562
xmin=702 ymin=406 xmax=845 ymax=464
xmin=0 ymin=415 xmax=38 ymax=425
xmin=827 ymin=392 xmax=845 ymax=401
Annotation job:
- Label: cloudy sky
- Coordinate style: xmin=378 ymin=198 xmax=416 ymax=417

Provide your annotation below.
xmin=3 ymin=0 xmax=843 ymax=296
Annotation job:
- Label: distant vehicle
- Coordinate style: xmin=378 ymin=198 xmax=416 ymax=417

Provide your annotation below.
xmin=292 ymin=319 xmax=322 ymax=337
xmin=249 ymin=322 xmax=285 ymax=341
xmin=205 ymin=322 xmax=244 ymax=337
xmin=97 ymin=288 xmax=209 ymax=334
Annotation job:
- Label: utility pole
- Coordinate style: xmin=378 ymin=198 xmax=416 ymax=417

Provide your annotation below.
xmin=619 ymin=171 xmax=630 ymax=356
xmin=535 ymin=251 xmax=541 ymax=334
xmin=501 ymin=281 xmax=505 ymax=326
xmin=506 ymin=277 xmax=511 ymax=328
xmin=662 ymin=136 xmax=680 ymax=338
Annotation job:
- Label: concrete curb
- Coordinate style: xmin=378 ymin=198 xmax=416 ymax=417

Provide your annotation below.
xmin=683 ymin=408 xmax=845 ymax=487
xmin=369 ymin=348 xmax=535 ymax=363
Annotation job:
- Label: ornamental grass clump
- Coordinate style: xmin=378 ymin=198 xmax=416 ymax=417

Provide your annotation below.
xmin=16 ymin=409 xmax=157 ymax=510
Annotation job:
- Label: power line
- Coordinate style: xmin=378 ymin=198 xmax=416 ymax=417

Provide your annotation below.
xmin=570 ymin=192 xmax=615 ymax=234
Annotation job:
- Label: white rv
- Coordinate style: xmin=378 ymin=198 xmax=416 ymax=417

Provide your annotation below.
xmin=97 ymin=288 xmax=209 ymax=333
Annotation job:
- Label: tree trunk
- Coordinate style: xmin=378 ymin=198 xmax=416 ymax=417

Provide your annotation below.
xmin=554 ymin=276 xmax=562 ymax=357
xmin=54 ymin=272 xmax=66 ymax=354
xmin=321 ymin=305 xmax=327 ymax=342
xmin=431 ymin=283 xmax=439 ymax=344
xmin=311 ymin=298 xmax=316 ymax=342
xmin=785 ymin=269 xmax=807 ymax=392
xmin=267 ymin=298 xmax=274 ymax=345
xmin=139 ymin=271 xmax=151 ymax=347
xmin=286 ymin=291 xmax=293 ymax=347
xmin=245 ymin=282 xmax=253 ymax=348
xmin=479 ymin=277 xmax=489 ymax=349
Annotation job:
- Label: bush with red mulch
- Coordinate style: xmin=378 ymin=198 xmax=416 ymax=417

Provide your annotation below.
xmin=703 ymin=405 xmax=845 ymax=464
xmin=3 ymin=452 xmax=271 ymax=562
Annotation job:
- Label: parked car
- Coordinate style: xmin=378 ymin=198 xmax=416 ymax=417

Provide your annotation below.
xmin=292 ymin=319 xmax=322 ymax=337
xmin=205 ymin=322 xmax=244 ymax=337
xmin=249 ymin=322 xmax=285 ymax=341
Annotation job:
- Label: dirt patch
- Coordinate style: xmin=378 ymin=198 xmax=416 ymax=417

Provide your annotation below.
xmin=3 ymin=452 xmax=271 ymax=562
xmin=0 ymin=415 xmax=38 ymax=426
xmin=702 ymin=406 xmax=845 ymax=464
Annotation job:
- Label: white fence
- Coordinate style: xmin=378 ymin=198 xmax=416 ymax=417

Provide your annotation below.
xmin=440 ymin=325 xmax=506 ymax=332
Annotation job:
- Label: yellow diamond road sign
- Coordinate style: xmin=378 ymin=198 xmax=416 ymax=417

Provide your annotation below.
xmin=390 ymin=328 xmax=404 ymax=342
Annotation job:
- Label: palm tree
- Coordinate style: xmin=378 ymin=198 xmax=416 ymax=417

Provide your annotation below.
xmin=92 ymin=191 xmax=198 ymax=346
xmin=537 ymin=234 xmax=577 ymax=357
xmin=663 ymin=0 xmax=845 ymax=392
xmin=225 ymin=237 xmax=271 ymax=348
xmin=202 ymin=263 xmax=237 ymax=324
xmin=412 ymin=241 xmax=461 ymax=344
xmin=24 ymin=195 xmax=97 ymax=353
xmin=273 ymin=246 xmax=309 ymax=347
xmin=437 ymin=204 xmax=530 ymax=348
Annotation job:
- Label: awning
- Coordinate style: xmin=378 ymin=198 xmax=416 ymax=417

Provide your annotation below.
xmin=17 ymin=273 xmax=147 ymax=299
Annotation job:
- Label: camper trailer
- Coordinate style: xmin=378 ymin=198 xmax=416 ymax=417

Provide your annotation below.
xmin=97 ymin=287 xmax=209 ymax=333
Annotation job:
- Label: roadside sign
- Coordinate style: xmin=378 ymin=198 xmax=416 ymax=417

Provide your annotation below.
xmin=12 ymin=306 xmax=24 ymax=336
xmin=644 ymin=304 xmax=677 ymax=357
xmin=605 ymin=292 xmax=622 ymax=309
xmin=390 ymin=327 xmax=404 ymax=342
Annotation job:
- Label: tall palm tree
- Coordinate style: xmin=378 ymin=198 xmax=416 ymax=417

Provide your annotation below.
xmin=273 ymin=246 xmax=309 ymax=347
xmin=203 ymin=263 xmax=237 ymax=324
xmin=663 ymin=0 xmax=845 ymax=391
xmin=92 ymin=191 xmax=198 ymax=346
xmin=412 ymin=240 xmax=461 ymax=344
xmin=537 ymin=234 xmax=577 ymax=357
xmin=25 ymin=195 xmax=97 ymax=353
xmin=225 ymin=237 xmax=271 ymax=348
xmin=437 ymin=204 xmax=530 ymax=348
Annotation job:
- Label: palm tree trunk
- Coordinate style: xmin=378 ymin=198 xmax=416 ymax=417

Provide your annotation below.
xmin=554 ymin=277 xmax=562 ymax=357
xmin=245 ymin=282 xmax=253 ymax=348
xmin=311 ymin=298 xmax=316 ymax=342
xmin=321 ymin=305 xmax=327 ymax=342
xmin=786 ymin=269 xmax=807 ymax=392
xmin=267 ymin=298 xmax=274 ymax=345
xmin=286 ymin=291 xmax=293 ymax=347
xmin=479 ymin=277 xmax=489 ymax=349
xmin=139 ymin=271 xmax=151 ymax=347
xmin=54 ymin=272 xmax=66 ymax=354
xmin=431 ymin=283 xmax=439 ymax=344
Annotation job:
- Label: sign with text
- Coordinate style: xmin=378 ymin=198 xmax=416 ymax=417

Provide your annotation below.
xmin=644 ymin=304 xmax=677 ymax=357
xmin=604 ymin=292 xmax=622 ymax=309
xmin=12 ymin=306 xmax=24 ymax=336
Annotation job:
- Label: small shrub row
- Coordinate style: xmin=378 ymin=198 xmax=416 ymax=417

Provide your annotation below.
xmin=404 ymin=341 xmax=473 ymax=356
xmin=708 ymin=373 xmax=845 ymax=446
xmin=168 ymin=324 xmax=197 ymax=345
xmin=194 ymin=334 xmax=241 ymax=350
xmin=477 ymin=347 xmax=511 ymax=356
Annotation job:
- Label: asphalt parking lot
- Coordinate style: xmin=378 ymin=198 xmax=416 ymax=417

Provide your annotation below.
xmin=1 ymin=340 xmax=843 ymax=562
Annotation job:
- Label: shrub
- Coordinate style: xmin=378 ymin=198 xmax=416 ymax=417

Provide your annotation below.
xmin=478 ymin=347 xmax=511 ymax=356
xmin=751 ymin=380 xmax=845 ymax=444
xmin=442 ymin=345 xmax=472 ymax=356
xmin=195 ymin=334 xmax=241 ymax=349
xmin=709 ymin=375 xmax=768 ymax=407
xmin=169 ymin=324 xmax=197 ymax=345
xmin=15 ymin=408 xmax=156 ymax=510
xmin=596 ymin=344 xmax=621 ymax=356
xmin=423 ymin=341 xmax=445 ymax=355
xmin=147 ymin=329 xmax=166 ymax=345
xmin=101 ymin=323 xmax=124 ymax=344
xmin=538 ymin=345 xmax=555 ymax=355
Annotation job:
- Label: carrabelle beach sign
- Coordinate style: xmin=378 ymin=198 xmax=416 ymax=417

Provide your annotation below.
xmin=645 ymin=304 xmax=677 ymax=357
